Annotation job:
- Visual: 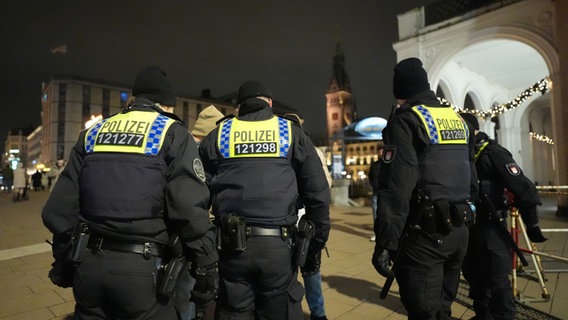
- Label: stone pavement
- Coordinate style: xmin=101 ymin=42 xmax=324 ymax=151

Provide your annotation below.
xmin=1 ymin=190 xmax=567 ymax=319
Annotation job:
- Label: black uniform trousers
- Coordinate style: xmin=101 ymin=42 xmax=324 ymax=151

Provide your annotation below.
xmin=215 ymin=236 xmax=304 ymax=320
xmin=462 ymin=216 xmax=515 ymax=320
xmin=396 ymin=223 xmax=469 ymax=320
xmin=73 ymin=249 xmax=178 ymax=320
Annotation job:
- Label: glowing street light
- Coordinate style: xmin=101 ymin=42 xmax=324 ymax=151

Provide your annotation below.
xmin=85 ymin=115 xmax=103 ymax=129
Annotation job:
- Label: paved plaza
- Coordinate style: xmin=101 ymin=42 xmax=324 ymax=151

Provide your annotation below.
xmin=1 ymin=190 xmax=567 ymax=319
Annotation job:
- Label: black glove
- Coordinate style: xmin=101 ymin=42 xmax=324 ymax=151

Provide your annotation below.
xmin=526 ymin=225 xmax=547 ymax=243
xmin=190 ymin=264 xmax=219 ymax=307
xmin=48 ymin=259 xmax=74 ymax=288
xmin=301 ymin=247 xmax=322 ymax=275
xmin=372 ymin=247 xmax=394 ymax=279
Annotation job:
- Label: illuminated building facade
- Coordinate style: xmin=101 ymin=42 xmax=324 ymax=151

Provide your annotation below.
xmin=3 ymin=128 xmax=33 ymax=169
xmin=26 ymin=126 xmax=42 ymax=170
xmin=39 ymin=75 xmax=237 ymax=167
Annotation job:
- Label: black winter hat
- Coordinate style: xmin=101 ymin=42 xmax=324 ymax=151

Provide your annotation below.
xmin=460 ymin=113 xmax=480 ymax=131
xmin=237 ymin=80 xmax=272 ymax=104
xmin=393 ymin=57 xmax=430 ymax=99
xmin=133 ymin=66 xmax=177 ymax=106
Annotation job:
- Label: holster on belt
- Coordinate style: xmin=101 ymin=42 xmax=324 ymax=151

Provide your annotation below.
xmin=451 ymin=202 xmax=474 ymax=227
xmin=217 ymin=214 xmax=247 ymax=253
xmin=418 ymin=201 xmax=452 ymax=235
xmin=295 ymin=217 xmax=315 ymax=268
xmin=157 ymin=235 xmax=187 ymax=300
xmin=67 ymin=222 xmax=91 ymax=263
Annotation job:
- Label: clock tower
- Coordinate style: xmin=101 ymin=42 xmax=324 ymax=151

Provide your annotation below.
xmin=325 ymin=40 xmax=355 ymax=139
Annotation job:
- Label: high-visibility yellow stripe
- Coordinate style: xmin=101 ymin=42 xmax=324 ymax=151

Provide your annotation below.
xmin=411 ymin=105 xmax=468 ymax=145
xmin=85 ymin=111 xmax=175 ymax=155
xmin=218 ymin=117 xmax=292 ymax=158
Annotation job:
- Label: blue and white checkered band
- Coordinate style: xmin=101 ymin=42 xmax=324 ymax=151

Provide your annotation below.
xmin=278 ymin=118 xmax=290 ymax=157
xmin=219 ymin=118 xmax=234 ymax=158
xmin=85 ymin=119 xmax=108 ymax=153
xmin=462 ymin=119 xmax=470 ymax=140
xmin=415 ymin=105 xmax=439 ymax=144
xmin=144 ymin=114 xmax=169 ymax=155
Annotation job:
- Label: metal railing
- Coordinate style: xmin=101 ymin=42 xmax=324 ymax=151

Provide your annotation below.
xmin=536 ymin=185 xmax=568 ymax=196
xmin=424 ymin=0 xmax=521 ymax=26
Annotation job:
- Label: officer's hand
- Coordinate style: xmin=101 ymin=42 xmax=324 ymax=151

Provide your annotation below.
xmin=372 ymin=247 xmax=394 ymax=279
xmin=190 ymin=264 xmax=219 ymax=307
xmin=48 ymin=259 xmax=74 ymax=288
xmin=527 ymin=225 xmax=547 ymax=243
xmin=301 ymin=247 xmax=322 ymax=275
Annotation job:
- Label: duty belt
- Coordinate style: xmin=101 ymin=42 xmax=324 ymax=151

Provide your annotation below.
xmin=87 ymin=235 xmax=164 ymax=259
xmin=246 ymin=226 xmax=290 ymax=238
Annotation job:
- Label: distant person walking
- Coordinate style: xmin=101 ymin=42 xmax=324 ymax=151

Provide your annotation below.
xmin=41 ymin=171 xmax=49 ymax=191
xmin=12 ymin=163 xmax=27 ymax=202
xmin=32 ymin=170 xmax=43 ymax=191
xmin=2 ymin=164 xmax=13 ymax=195
xmin=48 ymin=159 xmax=66 ymax=191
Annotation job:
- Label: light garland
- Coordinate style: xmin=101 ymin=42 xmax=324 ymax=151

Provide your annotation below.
xmin=438 ymin=77 xmax=554 ymax=146
xmin=530 ymin=131 xmax=554 ymax=145
xmin=446 ymin=77 xmax=551 ymax=119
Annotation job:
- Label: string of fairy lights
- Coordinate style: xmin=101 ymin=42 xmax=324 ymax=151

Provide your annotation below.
xmin=529 ymin=131 xmax=555 ymax=145
xmin=442 ymin=77 xmax=554 ymax=145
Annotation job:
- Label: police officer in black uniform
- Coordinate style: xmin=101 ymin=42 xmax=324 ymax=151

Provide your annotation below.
xmin=42 ymin=66 xmax=219 ymax=319
xmin=371 ymin=58 xmax=477 ymax=319
xmin=460 ymin=113 xmax=547 ymax=320
xmin=199 ymin=80 xmax=331 ymax=320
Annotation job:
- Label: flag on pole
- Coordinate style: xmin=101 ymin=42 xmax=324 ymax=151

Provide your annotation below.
xmin=50 ymin=44 xmax=67 ymax=54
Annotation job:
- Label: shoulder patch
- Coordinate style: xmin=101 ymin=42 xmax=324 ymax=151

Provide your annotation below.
xmin=505 ymin=163 xmax=521 ymax=176
xmin=193 ymin=158 xmax=207 ymax=182
xmin=382 ymin=145 xmax=396 ymax=163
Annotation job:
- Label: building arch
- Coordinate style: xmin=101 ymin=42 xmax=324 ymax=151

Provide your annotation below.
xmin=394 ymin=0 xmax=568 ymax=213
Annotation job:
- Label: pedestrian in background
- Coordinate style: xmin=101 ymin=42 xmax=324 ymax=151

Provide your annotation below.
xmin=32 ymin=170 xmax=43 ymax=191
xmin=368 ymin=149 xmax=382 ymax=242
xmin=47 ymin=159 xmax=66 ymax=191
xmin=199 ymin=80 xmax=331 ymax=319
xmin=460 ymin=112 xmax=547 ymax=320
xmin=371 ymin=57 xmax=477 ymax=319
xmin=12 ymin=163 xmax=28 ymax=202
xmin=2 ymin=164 xmax=13 ymax=195
xmin=174 ymin=104 xmax=225 ymax=320
xmin=41 ymin=170 xmax=49 ymax=191
xmin=191 ymin=105 xmax=225 ymax=144
xmin=42 ymin=65 xmax=218 ymax=319
xmin=285 ymin=112 xmax=332 ymax=320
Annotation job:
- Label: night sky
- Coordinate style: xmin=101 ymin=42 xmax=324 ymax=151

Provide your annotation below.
xmin=1 ymin=1 xmax=438 ymax=154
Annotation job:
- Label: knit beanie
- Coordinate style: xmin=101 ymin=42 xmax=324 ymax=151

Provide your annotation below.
xmin=133 ymin=66 xmax=177 ymax=106
xmin=237 ymin=80 xmax=272 ymax=104
xmin=191 ymin=105 xmax=224 ymax=137
xmin=392 ymin=57 xmax=430 ymax=99
xmin=460 ymin=112 xmax=480 ymax=131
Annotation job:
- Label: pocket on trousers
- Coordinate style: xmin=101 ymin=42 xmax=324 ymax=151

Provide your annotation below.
xmin=288 ymin=282 xmax=305 ymax=303
xmin=287 ymin=282 xmax=305 ymax=320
